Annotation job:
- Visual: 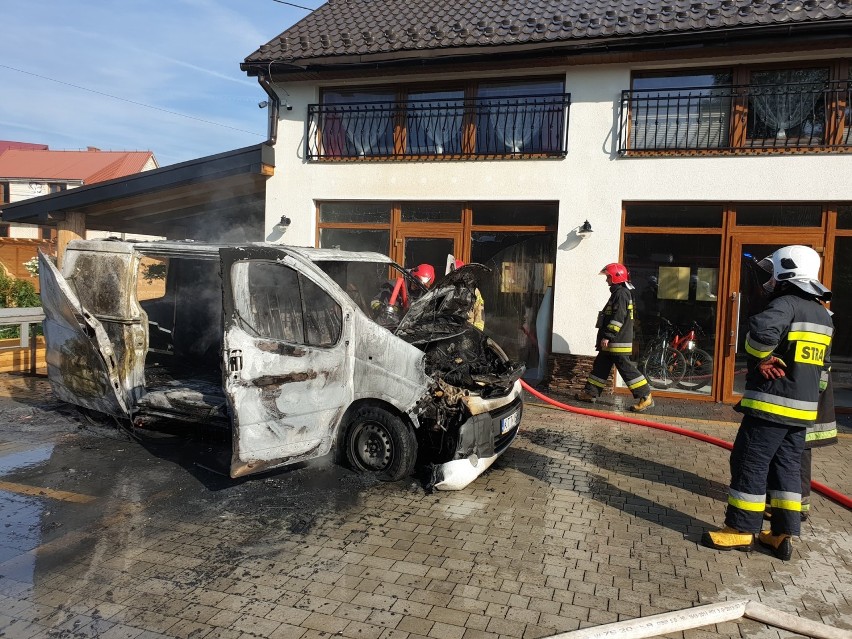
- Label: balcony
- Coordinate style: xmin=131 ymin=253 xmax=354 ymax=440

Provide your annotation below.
xmin=306 ymin=93 xmax=571 ymax=160
xmin=618 ymin=81 xmax=851 ymax=154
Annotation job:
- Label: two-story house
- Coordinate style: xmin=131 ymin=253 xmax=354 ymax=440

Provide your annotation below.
xmin=243 ymin=0 xmax=849 ymax=408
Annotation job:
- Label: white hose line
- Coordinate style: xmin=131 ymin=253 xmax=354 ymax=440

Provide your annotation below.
xmin=543 ymin=600 xmax=748 ymax=639
xmin=744 ymin=601 xmax=852 ymax=639
xmin=543 ymin=600 xmax=852 ymax=639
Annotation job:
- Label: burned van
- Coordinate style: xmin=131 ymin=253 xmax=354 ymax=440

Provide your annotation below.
xmin=38 ymin=240 xmax=524 ymax=490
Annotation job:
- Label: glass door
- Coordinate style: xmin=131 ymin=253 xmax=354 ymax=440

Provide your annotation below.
xmin=722 ymin=236 xmax=823 ymax=402
xmin=394 ymin=230 xmax=462 ymax=283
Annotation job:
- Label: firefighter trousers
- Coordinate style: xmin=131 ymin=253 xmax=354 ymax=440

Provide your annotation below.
xmin=584 ymin=352 xmax=651 ymax=399
xmin=726 ymin=414 xmax=805 ymax=536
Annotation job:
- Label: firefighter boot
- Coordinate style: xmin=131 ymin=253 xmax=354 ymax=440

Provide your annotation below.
xmin=758 ymin=531 xmax=793 ymax=560
xmin=701 ymin=527 xmax=754 ymax=552
xmin=576 ymin=390 xmax=597 ymax=403
xmin=630 ymin=394 xmax=655 ymax=412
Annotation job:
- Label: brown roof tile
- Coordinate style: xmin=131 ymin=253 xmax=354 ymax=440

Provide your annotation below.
xmin=244 ymin=0 xmax=852 ymax=67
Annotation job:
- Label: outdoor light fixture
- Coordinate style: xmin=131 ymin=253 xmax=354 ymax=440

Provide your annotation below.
xmin=575 ymin=220 xmax=593 ymax=237
xmin=274 ymin=215 xmax=291 ymax=232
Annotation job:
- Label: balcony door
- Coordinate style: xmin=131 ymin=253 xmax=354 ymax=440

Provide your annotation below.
xmin=721 ymin=235 xmax=824 ymax=402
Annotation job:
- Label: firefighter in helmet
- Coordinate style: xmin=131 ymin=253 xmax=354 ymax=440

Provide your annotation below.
xmin=370 ymin=263 xmax=435 ymax=326
xmin=702 ymin=245 xmax=832 ymax=561
xmin=450 ymin=259 xmax=485 ymax=331
xmin=576 ymin=262 xmax=654 ymax=412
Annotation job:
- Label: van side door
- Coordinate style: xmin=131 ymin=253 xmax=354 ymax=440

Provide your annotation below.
xmin=220 ymin=247 xmax=353 ymax=478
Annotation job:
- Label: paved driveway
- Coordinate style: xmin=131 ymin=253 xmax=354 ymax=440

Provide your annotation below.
xmin=0 ymin=375 xmax=850 ymax=639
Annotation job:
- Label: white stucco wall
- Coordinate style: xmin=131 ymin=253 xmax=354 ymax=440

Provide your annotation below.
xmin=264 ymin=48 xmax=852 ymax=358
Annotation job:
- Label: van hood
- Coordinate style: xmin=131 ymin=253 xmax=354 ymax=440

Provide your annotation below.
xmin=395 ymin=263 xmax=487 ymax=337
xmin=395 ymin=264 xmax=525 ymax=395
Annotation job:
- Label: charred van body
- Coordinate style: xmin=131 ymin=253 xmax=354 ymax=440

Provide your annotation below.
xmin=39 ymin=240 xmax=524 ymax=490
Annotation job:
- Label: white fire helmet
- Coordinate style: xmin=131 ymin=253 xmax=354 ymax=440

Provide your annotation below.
xmin=757 ymin=245 xmax=831 ymax=300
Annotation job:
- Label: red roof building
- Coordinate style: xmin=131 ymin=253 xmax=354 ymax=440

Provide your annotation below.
xmin=0 ymin=143 xmax=158 ymax=240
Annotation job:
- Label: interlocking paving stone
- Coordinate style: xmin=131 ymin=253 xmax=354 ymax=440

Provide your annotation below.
xmin=0 ymin=380 xmax=851 ymax=639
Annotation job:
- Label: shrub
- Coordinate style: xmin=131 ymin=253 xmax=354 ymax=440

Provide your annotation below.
xmin=0 ymin=269 xmax=42 ymax=339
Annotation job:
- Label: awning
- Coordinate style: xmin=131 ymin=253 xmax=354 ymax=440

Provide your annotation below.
xmin=0 ymin=143 xmax=274 ymax=241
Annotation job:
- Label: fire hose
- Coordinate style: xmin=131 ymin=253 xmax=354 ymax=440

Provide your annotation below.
xmin=519 ymin=380 xmax=852 ymax=510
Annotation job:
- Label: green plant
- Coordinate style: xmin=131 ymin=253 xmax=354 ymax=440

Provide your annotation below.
xmin=0 ymin=270 xmax=42 ymax=338
xmin=0 ymin=270 xmax=40 ymax=308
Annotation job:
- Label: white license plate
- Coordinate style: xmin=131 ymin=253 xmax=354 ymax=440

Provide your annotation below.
xmin=500 ymin=409 xmax=520 ymax=434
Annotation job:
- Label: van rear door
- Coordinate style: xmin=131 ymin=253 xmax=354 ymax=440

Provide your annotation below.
xmin=38 ymin=251 xmax=132 ymax=418
xmin=220 ymin=247 xmax=353 ymax=478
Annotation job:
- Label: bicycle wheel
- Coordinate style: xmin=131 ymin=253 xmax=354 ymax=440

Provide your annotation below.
xmin=678 ymin=348 xmax=714 ymax=391
xmin=642 ymin=346 xmax=687 ymax=389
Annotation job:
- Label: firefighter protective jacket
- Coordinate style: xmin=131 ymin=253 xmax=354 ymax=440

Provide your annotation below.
xmin=807 ymin=373 xmax=838 ymax=448
xmin=596 ymin=284 xmax=636 ymax=354
xmin=739 ymin=290 xmax=833 ymax=427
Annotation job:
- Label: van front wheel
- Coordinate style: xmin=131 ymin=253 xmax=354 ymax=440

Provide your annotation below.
xmin=344 ymin=406 xmax=416 ymax=482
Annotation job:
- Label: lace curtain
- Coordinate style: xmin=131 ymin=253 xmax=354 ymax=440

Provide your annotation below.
xmin=486 ymin=98 xmax=545 ymax=153
xmin=408 ymin=91 xmax=464 ymax=154
xmin=750 ymin=68 xmax=828 ymax=139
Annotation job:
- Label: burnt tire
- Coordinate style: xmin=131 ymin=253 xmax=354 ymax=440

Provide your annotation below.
xmin=78 ymin=407 xmax=118 ymax=428
xmin=343 ymin=406 xmax=417 ymax=482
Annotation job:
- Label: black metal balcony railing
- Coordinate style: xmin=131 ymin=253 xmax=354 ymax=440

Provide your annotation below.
xmin=618 ymin=81 xmax=851 ymax=153
xmin=306 ymin=94 xmax=571 ymax=160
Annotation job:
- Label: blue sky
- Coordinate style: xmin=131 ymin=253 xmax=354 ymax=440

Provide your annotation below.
xmin=0 ymin=0 xmax=317 ymax=166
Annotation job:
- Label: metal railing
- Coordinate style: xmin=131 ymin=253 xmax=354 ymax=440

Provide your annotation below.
xmin=306 ymin=93 xmax=571 ymax=160
xmin=618 ymin=81 xmax=851 ymax=153
xmin=0 ymin=307 xmax=44 ymax=375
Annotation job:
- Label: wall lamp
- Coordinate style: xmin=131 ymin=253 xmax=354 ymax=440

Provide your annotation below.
xmin=274 ymin=215 xmax=291 ymax=232
xmin=575 ymin=220 xmax=593 ymax=238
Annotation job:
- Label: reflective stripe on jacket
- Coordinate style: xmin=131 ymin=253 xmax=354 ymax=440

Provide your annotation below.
xmin=738 ymin=292 xmax=834 ymax=427
xmin=806 ymin=374 xmax=838 ymax=448
xmin=596 ymin=284 xmax=636 ymax=355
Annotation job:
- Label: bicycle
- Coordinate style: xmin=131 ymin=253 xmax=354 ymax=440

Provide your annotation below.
xmin=675 ymin=321 xmax=714 ymax=391
xmin=641 ymin=317 xmax=687 ymax=389
xmin=641 ymin=318 xmax=714 ymax=391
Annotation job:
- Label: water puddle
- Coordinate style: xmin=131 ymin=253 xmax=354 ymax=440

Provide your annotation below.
xmin=0 ymin=444 xmax=54 ymax=596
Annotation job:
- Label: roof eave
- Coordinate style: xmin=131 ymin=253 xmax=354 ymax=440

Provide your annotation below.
xmin=241 ymin=19 xmax=852 ymax=76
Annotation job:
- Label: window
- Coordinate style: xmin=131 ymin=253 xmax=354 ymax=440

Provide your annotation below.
xmin=736 ymin=204 xmax=822 ymax=227
xmin=624 ymin=204 xmax=723 ymax=228
xmin=0 ymin=224 xmax=9 ymax=238
xmin=232 ymin=261 xmax=342 ymax=346
xmin=475 ymin=79 xmax=567 ymax=155
xmin=406 ymin=89 xmax=465 ymax=155
xmin=48 ymin=183 xmax=67 ymax=194
xmin=628 ymin=70 xmax=733 ymax=150
xmin=621 ymin=61 xmax=851 ymax=153
xmin=747 ymin=67 xmax=829 ymax=145
xmin=309 ymin=77 xmax=569 ymax=160
xmin=319 ymin=89 xmax=396 ymax=158
xmin=319 ymin=201 xmax=392 ymax=253
xmin=137 ymin=257 xmax=169 ymax=301
xmin=0 ymin=182 xmax=9 ymax=204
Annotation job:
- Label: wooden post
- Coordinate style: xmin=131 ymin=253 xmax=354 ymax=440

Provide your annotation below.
xmin=56 ymin=211 xmax=85 ymax=268
xmin=29 ymin=324 xmax=36 ymax=375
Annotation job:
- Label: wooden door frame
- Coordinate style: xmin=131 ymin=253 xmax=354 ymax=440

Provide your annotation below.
xmin=392 ymin=227 xmax=464 ymax=272
xmin=719 ymin=231 xmax=826 ymax=403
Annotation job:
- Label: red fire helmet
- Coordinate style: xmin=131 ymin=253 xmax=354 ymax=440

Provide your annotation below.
xmin=600 ymin=262 xmax=629 ymax=284
xmin=410 ymin=263 xmax=436 ymax=287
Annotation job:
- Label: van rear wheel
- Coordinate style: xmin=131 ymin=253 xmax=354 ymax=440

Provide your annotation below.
xmin=344 ymin=406 xmax=416 ymax=482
